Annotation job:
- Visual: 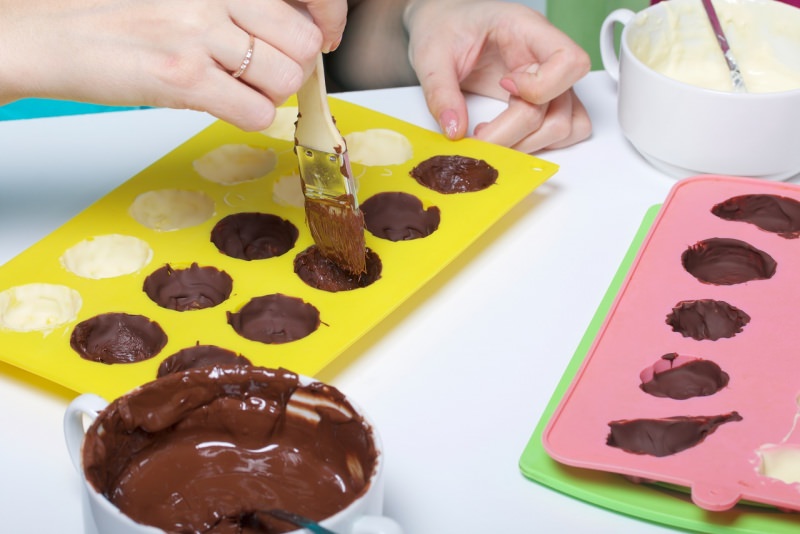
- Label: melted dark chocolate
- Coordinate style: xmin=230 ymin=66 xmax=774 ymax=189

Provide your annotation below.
xmin=143 ymin=263 xmax=233 ymax=311
xmin=82 ymin=366 xmax=377 ymax=533
xmin=157 ymin=344 xmax=252 ymax=378
xmin=640 ymin=353 xmax=729 ymax=400
xmin=70 ymin=312 xmax=167 ymax=364
xmin=607 ymin=412 xmax=742 ymax=457
xmin=211 ymin=212 xmax=299 ymax=260
xmin=665 ymin=299 xmax=751 ymax=341
xmin=681 ymin=237 xmax=776 ymax=285
xmin=228 ymin=293 xmax=320 ymax=344
xmin=294 ymin=245 xmax=381 ymax=292
xmin=410 ymin=155 xmax=498 ymax=194
xmin=712 ymin=194 xmax=800 ymax=238
xmin=361 ymin=191 xmax=441 ymax=241
xmin=304 ymin=196 xmax=367 ymax=275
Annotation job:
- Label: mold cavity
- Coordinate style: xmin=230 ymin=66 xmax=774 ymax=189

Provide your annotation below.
xmin=410 ymin=155 xmax=498 ymax=194
xmin=681 ymin=237 xmax=776 ymax=285
xmin=192 ymin=144 xmax=277 ymax=185
xmin=157 ymin=343 xmax=251 ymax=377
xmin=70 ymin=312 xmax=167 ymax=364
xmin=60 ymin=234 xmax=153 ymax=279
xmin=361 ymin=191 xmax=441 ymax=241
xmin=129 ymin=189 xmax=215 ymax=231
xmin=211 ymin=212 xmax=299 ymax=260
xmin=639 ymin=353 xmax=729 ymax=400
xmin=666 ymin=299 xmax=750 ymax=341
xmin=0 ymin=283 xmax=82 ymax=333
xmin=607 ymin=412 xmax=742 ymax=457
xmin=712 ymin=194 xmax=800 ymax=239
xmin=227 ymin=293 xmax=320 ymax=344
xmin=143 ymin=263 xmax=233 ymax=311
xmin=294 ymin=245 xmax=382 ymax=292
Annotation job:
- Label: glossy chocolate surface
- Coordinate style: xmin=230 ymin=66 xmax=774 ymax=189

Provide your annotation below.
xmin=211 ymin=212 xmax=298 ymax=260
xmin=607 ymin=412 xmax=743 ymax=457
xmin=157 ymin=344 xmax=252 ymax=378
xmin=640 ymin=353 xmax=730 ymax=400
xmin=82 ymin=366 xmax=377 ymax=533
xmin=665 ymin=299 xmax=751 ymax=341
xmin=294 ymin=245 xmax=381 ymax=292
xmin=712 ymin=194 xmax=800 ymax=238
xmin=144 ymin=263 xmax=233 ymax=311
xmin=362 ymin=192 xmax=441 ymax=241
xmin=70 ymin=312 xmax=167 ymax=364
xmin=410 ymin=155 xmax=498 ymax=194
xmin=681 ymin=237 xmax=776 ymax=285
xmin=227 ymin=294 xmax=320 ymax=344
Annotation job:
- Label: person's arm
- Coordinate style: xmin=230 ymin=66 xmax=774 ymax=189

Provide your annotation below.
xmin=0 ymin=0 xmax=347 ymax=131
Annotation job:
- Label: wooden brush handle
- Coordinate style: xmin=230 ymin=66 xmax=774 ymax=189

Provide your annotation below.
xmin=295 ymin=53 xmax=346 ymax=152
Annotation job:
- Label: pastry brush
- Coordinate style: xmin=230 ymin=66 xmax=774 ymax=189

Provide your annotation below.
xmin=294 ymin=53 xmax=367 ymax=274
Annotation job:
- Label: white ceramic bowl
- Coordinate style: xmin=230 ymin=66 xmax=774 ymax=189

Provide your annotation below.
xmin=600 ymin=0 xmax=800 ymax=181
xmin=64 ymin=366 xmax=402 ymax=534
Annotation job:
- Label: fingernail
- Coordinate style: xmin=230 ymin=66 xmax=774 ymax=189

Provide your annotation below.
xmin=500 ymin=77 xmax=519 ymax=96
xmin=439 ymin=109 xmax=459 ymax=140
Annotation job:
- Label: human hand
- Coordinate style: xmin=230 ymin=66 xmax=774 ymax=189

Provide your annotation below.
xmin=403 ymin=0 xmax=592 ymax=152
xmin=0 ymin=0 xmax=347 ymax=131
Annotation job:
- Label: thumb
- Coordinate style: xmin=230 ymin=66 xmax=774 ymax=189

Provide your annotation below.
xmin=414 ymin=51 xmax=469 ymax=140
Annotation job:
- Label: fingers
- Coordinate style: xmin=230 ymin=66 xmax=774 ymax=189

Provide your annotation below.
xmin=413 ymin=47 xmax=470 ymax=141
xmin=473 ymin=89 xmax=591 ymax=153
xmin=298 ymin=0 xmax=348 ymax=52
xmin=501 ymin=37 xmax=591 ymax=105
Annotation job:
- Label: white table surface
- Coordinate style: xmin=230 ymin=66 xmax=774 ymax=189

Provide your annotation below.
xmin=0 ymin=71 xmax=687 ymax=533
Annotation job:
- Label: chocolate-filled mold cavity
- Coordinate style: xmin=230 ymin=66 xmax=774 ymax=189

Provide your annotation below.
xmin=640 ymin=353 xmax=729 ymax=400
xmin=81 ymin=366 xmax=378 ymax=533
xmin=666 ymin=299 xmax=751 ymax=341
xmin=211 ymin=212 xmax=299 ymax=260
xmin=681 ymin=237 xmax=777 ymax=285
xmin=228 ymin=293 xmax=320 ymax=344
xmin=410 ymin=155 xmax=498 ymax=194
xmin=129 ymin=189 xmax=215 ymax=231
xmin=361 ymin=191 xmax=441 ymax=241
xmin=143 ymin=263 xmax=233 ymax=311
xmin=157 ymin=344 xmax=252 ymax=377
xmin=294 ymin=245 xmax=382 ymax=292
xmin=712 ymin=194 xmax=800 ymax=239
xmin=60 ymin=234 xmax=153 ymax=279
xmin=607 ymin=412 xmax=743 ymax=457
xmin=192 ymin=144 xmax=277 ymax=185
xmin=70 ymin=312 xmax=167 ymax=364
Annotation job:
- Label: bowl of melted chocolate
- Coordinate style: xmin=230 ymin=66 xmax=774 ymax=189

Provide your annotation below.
xmin=64 ymin=366 xmax=399 ymax=534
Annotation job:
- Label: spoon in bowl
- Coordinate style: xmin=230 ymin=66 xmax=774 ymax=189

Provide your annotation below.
xmin=701 ymin=0 xmax=747 ymax=92
xmin=253 ymin=509 xmax=338 ymax=534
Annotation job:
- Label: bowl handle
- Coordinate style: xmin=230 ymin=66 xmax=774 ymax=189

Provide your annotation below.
xmin=63 ymin=393 xmax=109 ymax=472
xmin=599 ymin=8 xmax=635 ymax=83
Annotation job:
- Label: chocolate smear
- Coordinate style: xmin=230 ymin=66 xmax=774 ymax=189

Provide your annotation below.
xmin=607 ymin=411 xmax=743 ymax=457
xmin=666 ymin=299 xmax=750 ymax=341
xmin=681 ymin=237 xmax=776 ymax=285
xmin=712 ymin=194 xmax=800 ymax=238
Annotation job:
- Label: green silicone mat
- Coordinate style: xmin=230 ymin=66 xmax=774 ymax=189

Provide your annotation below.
xmin=518 ymin=204 xmax=800 ymax=533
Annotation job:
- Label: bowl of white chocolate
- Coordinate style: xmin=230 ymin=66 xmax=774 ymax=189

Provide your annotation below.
xmin=600 ymin=0 xmax=800 ymax=181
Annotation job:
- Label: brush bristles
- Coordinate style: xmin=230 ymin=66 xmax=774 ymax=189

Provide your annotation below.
xmin=304 ymin=196 xmax=367 ymax=275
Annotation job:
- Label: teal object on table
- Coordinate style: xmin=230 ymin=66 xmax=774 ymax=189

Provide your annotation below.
xmin=0 ymin=98 xmax=147 ymax=121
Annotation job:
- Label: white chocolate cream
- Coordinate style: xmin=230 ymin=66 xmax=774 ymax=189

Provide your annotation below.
xmin=60 ymin=234 xmax=153 ymax=279
xmin=259 ymin=106 xmax=299 ymax=142
xmin=129 ymin=189 xmax=215 ymax=231
xmin=0 ymin=283 xmax=82 ymax=332
xmin=629 ymin=0 xmax=800 ymax=93
xmin=344 ymin=129 xmax=414 ymax=166
xmin=192 ymin=144 xmax=278 ymax=185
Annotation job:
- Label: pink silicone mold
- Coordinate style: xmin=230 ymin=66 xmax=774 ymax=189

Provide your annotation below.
xmin=544 ymin=175 xmax=800 ymax=512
